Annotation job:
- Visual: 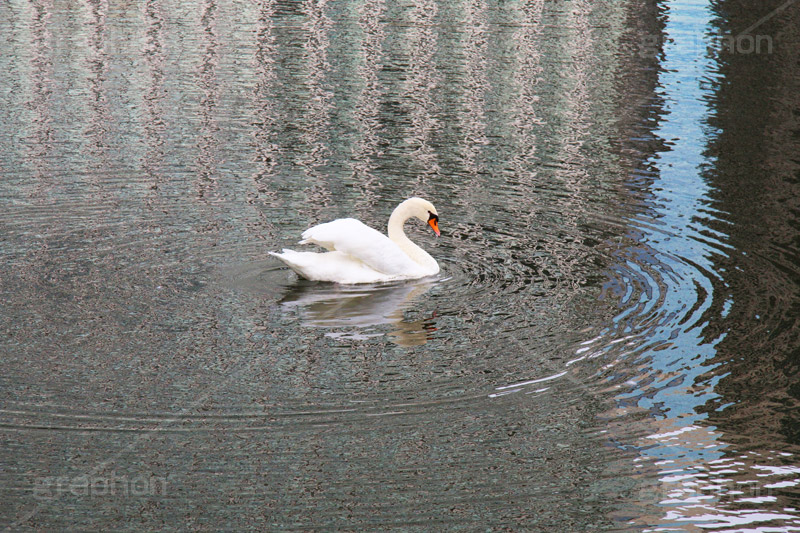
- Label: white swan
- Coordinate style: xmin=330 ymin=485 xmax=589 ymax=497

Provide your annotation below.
xmin=270 ymin=197 xmax=441 ymax=284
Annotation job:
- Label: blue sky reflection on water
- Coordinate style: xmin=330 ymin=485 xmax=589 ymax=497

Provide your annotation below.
xmin=603 ymin=0 xmax=799 ymax=529
xmin=619 ymin=0 xmax=724 ymax=433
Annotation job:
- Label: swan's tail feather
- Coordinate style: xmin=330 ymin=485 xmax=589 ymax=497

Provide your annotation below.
xmin=269 ymin=249 xmax=310 ymax=279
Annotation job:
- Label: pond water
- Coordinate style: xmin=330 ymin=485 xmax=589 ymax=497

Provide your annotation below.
xmin=2 ymin=0 xmax=799 ymax=530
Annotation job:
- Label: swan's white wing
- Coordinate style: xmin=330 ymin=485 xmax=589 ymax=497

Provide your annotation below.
xmin=299 ymin=218 xmax=421 ymax=276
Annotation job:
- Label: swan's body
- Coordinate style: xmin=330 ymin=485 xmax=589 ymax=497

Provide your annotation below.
xmin=270 ymin=197 xmax=441 ymax=284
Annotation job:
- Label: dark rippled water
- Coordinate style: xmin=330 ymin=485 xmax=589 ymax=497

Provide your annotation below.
xmin=2 ymin=0 xmax=800 ymax=530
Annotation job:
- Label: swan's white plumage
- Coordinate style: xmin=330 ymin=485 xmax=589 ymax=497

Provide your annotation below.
xmin=299 ymin=218 xmax=421 ymax=276
xmin=270 ymin=198 xmax=440 ymax=284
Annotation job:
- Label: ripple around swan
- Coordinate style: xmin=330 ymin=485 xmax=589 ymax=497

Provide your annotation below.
xmin=0 ymin=393 xmax=496 ymax=433
xmin=476 ymin=199 xmax=732 ymax=408
xmin=256 ymin=203 xmax=727 ymax=396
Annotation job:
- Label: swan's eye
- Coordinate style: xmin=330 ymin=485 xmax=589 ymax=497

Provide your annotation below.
xmin=427 ymin=211 xmax=438 ymax=223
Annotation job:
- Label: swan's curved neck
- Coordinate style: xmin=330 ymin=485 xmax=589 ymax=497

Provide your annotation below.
xmin=387 ymin=202 xmax=437 ymax=271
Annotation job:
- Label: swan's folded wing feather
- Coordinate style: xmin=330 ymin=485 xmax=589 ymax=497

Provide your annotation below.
xmin=300 ymin=218 xmax=420 ymax=275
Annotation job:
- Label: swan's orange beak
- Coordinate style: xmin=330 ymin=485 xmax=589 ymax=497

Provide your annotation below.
xmin=427 ymin=214 xmax=440 ymax=237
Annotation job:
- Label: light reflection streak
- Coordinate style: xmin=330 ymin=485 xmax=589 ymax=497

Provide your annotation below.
xmin=249 ymin=0 xmax=280 ymax=216
xmin=84 ymin=0 xmax=112 ymax=206
xmin=142 ymin=0 xmax=167 ymax=201
xmin=402 ymin=0 xmax=440 ymax=188
xmin=298 ymin=0 xmax=334 ymax=216
xmin=196 ymin=0 xmax=220 ymax=200
xmin=27 ymin=0 xmax=55 ymax=201
xmin=458 ymin=0 xmax=490 ymax=177
xmin=351 ymin=0 xmax=385 ymax=206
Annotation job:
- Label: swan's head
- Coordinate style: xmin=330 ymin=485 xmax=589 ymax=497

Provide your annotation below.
xmin=402 ymin=197 xmax=440 ymax=237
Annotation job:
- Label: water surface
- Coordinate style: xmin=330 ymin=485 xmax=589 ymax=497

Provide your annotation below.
xmin=1 ymin=0 xmax=799 ymax=530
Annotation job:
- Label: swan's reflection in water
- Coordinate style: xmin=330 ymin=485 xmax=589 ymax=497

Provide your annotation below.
xmin=277 ymin=279 xmax=437 ymax=346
